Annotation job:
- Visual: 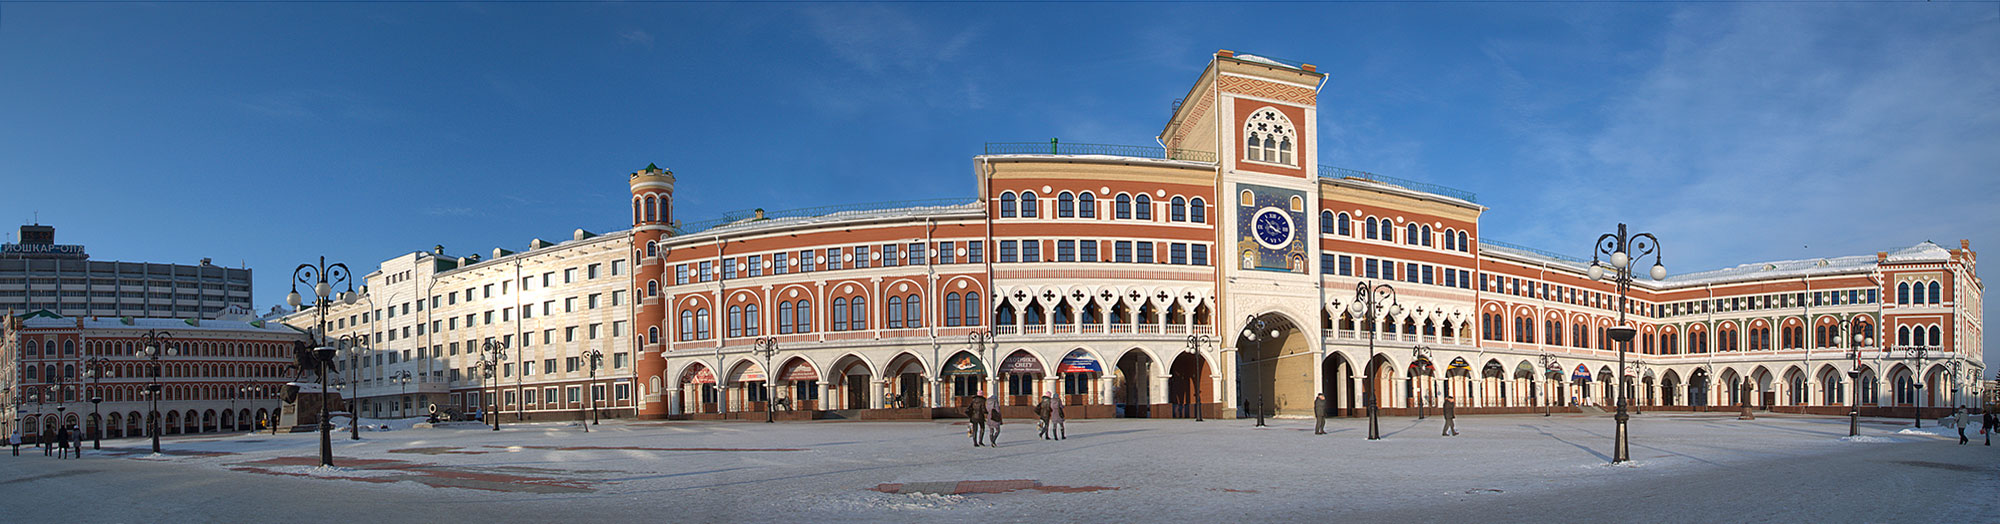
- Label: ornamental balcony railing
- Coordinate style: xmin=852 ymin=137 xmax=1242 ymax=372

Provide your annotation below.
xmin=983 ymin=140 xmax=1218 ymax=163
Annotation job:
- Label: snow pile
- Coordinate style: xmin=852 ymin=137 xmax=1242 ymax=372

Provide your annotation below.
xmin=1896 ymin=428 xmax=1942 ymax=436
xmin=878 ymin=492 xmax=971 ymax=510
xmin=1839 ymin=435 xmax=1896 ymax=443
xmin=261 ymin=465 xmax=405 ymax=478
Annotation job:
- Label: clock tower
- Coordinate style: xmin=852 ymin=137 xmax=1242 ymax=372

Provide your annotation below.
xmin=1160 ymin=50 xmax=1327 ymax=417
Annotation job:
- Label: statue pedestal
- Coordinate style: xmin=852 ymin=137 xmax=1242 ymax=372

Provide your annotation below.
xmin=278 ymin=385 xmax=347 ymax=433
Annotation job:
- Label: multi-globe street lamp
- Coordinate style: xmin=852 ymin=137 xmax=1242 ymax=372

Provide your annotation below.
xmin=752 ymin=338 xmax=777 ymax=423
xmin=1539 ymin=354 xmax=1559 ymax=417
xmin=1631 ymin=359 xmax=1649 ymax=415
xmin=583 ymin=349 xmax=604 ymax=430
xmin=1840 ymin=316 xmax=1875 ymax=437
xmin=390 ymin=370 xmax=413 ymax=418
xmin=1346 ymin=281 xmax=1404 ymax=440
xmin=1239 ymin=315 xmax=1277 ymax=428
xmin=1906 ymin=345 xmax=1927 ymax=429
xmin=134 ymin=329 xmax=177 ymax=454
xmin=337 ymin=333 xmax=368 ymax=441
xmin=1184 ymin=334 xmax=1211 ymax=422
xmin=286 ymin=255 xmax=355 ymax=467
xmin=231 ymin=383 xmax=260 ymax=432
xmin=1585 ymin=222 xmax=1667 ymax=465
xmin=83 ymin=356 xmax=114 ymax=449
xmin=475 ymin=340 xmax=507 ymax=432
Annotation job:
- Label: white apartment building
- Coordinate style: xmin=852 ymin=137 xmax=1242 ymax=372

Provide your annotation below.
xmin=283 ymin=229 xmax=637 ymax=421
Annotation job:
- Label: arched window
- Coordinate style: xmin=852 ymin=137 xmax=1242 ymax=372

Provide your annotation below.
xmin=1244 ymin=108 xmax=1297 ymax=165
xmin=999 ymin=192 xmax=1016 ymax=218
xmin=696 ymin=309 xmax=710 ymax=339
xmin=1190 ymin=197 xmax=1205 ymax=223
xmin=1365 ymin=217 xmax=1378 ymax=239
xmin=779 ymin=302 xmax=795 ymax=334
xmin=965 ymin=293 xmax=981 ymax=326
xmin=832 ymin=298 xmax=849 ymax=331
xmin=1134 ymin=194 xmax=1152 ymax=221
xmin=744 ymin=304 xmax=760 ymax=336
xmin=1458 ymin=231 xmax=1469 ymax=252
xmin=1337 ymin=213 xmax=1351 ymax=236
xmin=679 ymin=310 xmax=695 ymax=341
xmin=1078 ymin=193 xmax=1096 ymax=218
xmin=63 ymin=340 xmax=75 ymax=355
xmin=945 ymin=293 xmax=962 ymax=327
xmin=647 ymin=327 xmax=659 ymax=344
xmin=1929 ymin=325 xmax=1942 ymax=347
xmin=1058 ymin=192 xmax=1075 ymax=218
xmin=645 ymin=196 xmax=657 ymax=222
xmin=795 ymin=300 xmax=812 ymax=332
xmin=1407 ymin=223 xmax=1420 ymax=245
xmin=1444 ymin=228 xmax=1456 ymax=250
xmin=887 ymin=296 xmax=904 ymax=328
xmin=1020 ymin=192 xmax=1038 ymax=218
xmin=1897 ymin=282 xmax=1910 ymax=304
xmin=1421 ymin=225 xmax=1433 ymax=247
xmin=1320 ymin=211 xmax=1334 ymax=234
xmin=849 ymin=298 xmax=866 ymax=330
xmin=728 ymin=306 xmax=743 ymax=338
xmin=633 ymin=198 xmax=642 ymax=225
xmin=647 ymin=280 xmax=659 ymax=297
xmin=1170 ymin=197 xmax=1187 ymax=222
xmin=1115 ymin=194 xmax=1132 ymax=219
xmin=1928 ymin=282 xmax=1941 ymax=304
xmin=1380 ymin=219 xmax=1395 ymax=243
xmin=904 ymin=295 xmax=922 ymax=328
xmin=646 ymin=241 xmax=657 ymax=258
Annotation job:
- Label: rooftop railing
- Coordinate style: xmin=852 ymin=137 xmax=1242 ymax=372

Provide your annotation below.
xmin=1482 ymin=239 xmax=1588 ymax=263
xmin=1317 ymin=165 xmax=1478 ymax=203
xmin=982 ymin=140 xmax=1217 ymax=163
xmin=674 ymin=197 xmax=980 ymax=236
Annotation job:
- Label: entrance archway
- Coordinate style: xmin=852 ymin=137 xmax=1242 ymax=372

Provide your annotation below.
xmin=1168 ymin=352 xmax=1211 ymax=418
xmin=1115 ymin=349 xmax=1154 ymax=418
xmin=1690 ymin=368 xmax=1710 ymax=409
xmin=1321 ymin=353 xmax=1354 ymax=417
xmin=1235 ymin=313 xmax=1311 ymax=417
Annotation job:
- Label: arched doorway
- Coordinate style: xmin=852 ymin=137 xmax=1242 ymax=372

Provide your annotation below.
xmin=1235 ymin=313 xmax=1311 ymax=417
xmin=1115 ymin=349 xmax=1154 ymax=418
xmin=1661 ymin=370 xmax=1681 ymax=407
xmin=678 ymin=363 xmax=718 ymax=414
xmin=998 ymin=350 xmax=1046 ymax=407
xmin=1168 ymin=352 xmax=1212 ymax=419
xmin=777 ymin=357 xmax=821 ymax=411
xmin=829 ymin=354 xmax=873 ymax=410
xmin=938 ymin=351 xmax=984 ymax=408
xmin=1750 ymin=367 xmax=1774 ymax=409
xmin=1690 ymin=368 xmax=1710 ymax=409
xmin=1321 ymin=353 xmax=1354 ymax=417
xmin=1366 ymin=353 xmax=1399 ymax=412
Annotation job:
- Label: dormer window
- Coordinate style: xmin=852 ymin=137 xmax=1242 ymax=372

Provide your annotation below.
xmin=1244 ymin=108 xmax=1297 ymax=166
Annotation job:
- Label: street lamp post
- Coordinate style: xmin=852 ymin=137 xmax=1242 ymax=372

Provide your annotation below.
xmin=1411 ymin=346 xmax=1432 ymax=420
xmin=1907 ymin=346 xmax=1927 ymax=429
xmin=1842 ymin=317 xmax=1874 ymax=437
xmin=337 ymin=334 xmax=367 ymax=441
xmin=968 ymin=331 xmax=996 ymax=407
xmin=752 ymin=339 xmax=777 ymax=423
xmin=583 ymin=349 xmax=604 ymax=429
xmin=1586 ymin=222 xmax=1667 ymax=465
xmin=476 ymin=340 xmax=507 ymax=432
xmin=1346 ymin=282 xmax=1404 ymax=440
xmin=1184 ymin=334 xmax=1210 ymax=422
xmin=286 ymin=256 xmax=356 ymax=467
xmin=1632 ymin=359 xmax=1648 ymax=415
xmin=83 ymin=357 xmax=113 ymax=450
xmin=1540 ymin=354 xmax=1558 ymax=417
xmin=233 ymin=383 xmax=259 ymax=432
xmin=390 ymin=370 xmax=412 ymax=418
xmin=1240 ymin=315 xmax=1270 ymax=428
xmin=134 ymin=329 xmax=177 ymax=455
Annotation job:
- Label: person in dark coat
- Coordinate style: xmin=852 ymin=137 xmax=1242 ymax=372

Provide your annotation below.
xmin=967 ymin=394 xmax=988 ymax=447
xmin=1313 ymin=393 xmax=1328 ymax=435
xmin=1441 ymin=395 xmax=1458 ymax=437
xmin=1982 ymin=409 xmax=1995 ymax=446
xmin=56 ymin=425 xmax=72 ymax=459
xmin=1035 ymin=396 xmax=1052 ymax=440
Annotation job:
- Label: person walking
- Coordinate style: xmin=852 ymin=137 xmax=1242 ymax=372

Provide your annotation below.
xmin=1981 ymin=409 xmax=1994 ymax=446
xmin=986 ymin=396 xmax=1005 ymax=447
xmin=9 ymin=428 xmax=20 ymax=456
xmin=1049 ymin=393 xmax=1066 ymax=440
xmin=967 ymin=393 xmax=988 ymax=447
xmin=1313 ymin=393 xmax=1328 ymax=435
xmin=1956 ymin=406 xmax=1969 ymax=445
xmin=1035 ymin=396 xmax=1052 ymax=440
xmin=55 ymin=425 xmax=72 ymax=459
xmin=1442 ymin=395 xmax=1459 ymax=437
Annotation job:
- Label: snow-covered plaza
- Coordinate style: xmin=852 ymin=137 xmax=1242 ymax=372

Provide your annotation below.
xmin=3 ymin=412 xmax=1995 ymax=522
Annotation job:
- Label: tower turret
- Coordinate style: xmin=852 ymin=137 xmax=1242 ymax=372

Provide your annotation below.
xmin=629 ymin=163 xmax=675 ymax=418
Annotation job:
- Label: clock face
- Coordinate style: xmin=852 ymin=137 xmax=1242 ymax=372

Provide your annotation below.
xmin=1253 ymin=208 xmax=1293 ymax=249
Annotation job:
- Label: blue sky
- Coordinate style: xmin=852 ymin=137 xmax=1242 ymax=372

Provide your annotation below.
xmin=2 ymin=3 xmax=1995 ymax=370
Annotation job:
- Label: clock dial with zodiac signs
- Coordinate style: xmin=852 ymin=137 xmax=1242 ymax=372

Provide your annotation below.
xmin=1253 ymin=207 xmax=1293 ymax=249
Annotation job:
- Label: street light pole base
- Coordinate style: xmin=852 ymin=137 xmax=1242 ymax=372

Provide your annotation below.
xmin=1613 ymin=409 xmax=1630 ymax=464
xmin=1366 ymin=407 xmax=1380 ymax=440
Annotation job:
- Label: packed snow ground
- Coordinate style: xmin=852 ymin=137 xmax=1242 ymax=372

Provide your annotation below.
xmin=3 ymin=412 xmax=1995 ymax=522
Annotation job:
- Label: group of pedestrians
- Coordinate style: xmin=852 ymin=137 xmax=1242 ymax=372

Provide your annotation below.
xmin=966 ymin=391 xmax=1067 ymax=447
xmin=9 ymin=425 xmax=82 ymax=458
xmin=1314 ymin=392 xmax=1459 ymax=437
xmin=1955 ymin=406 xmax=1995 ymax=446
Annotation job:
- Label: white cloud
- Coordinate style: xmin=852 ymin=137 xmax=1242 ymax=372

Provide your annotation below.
xmin=619 ymin=30 xmax=654 ymax=48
